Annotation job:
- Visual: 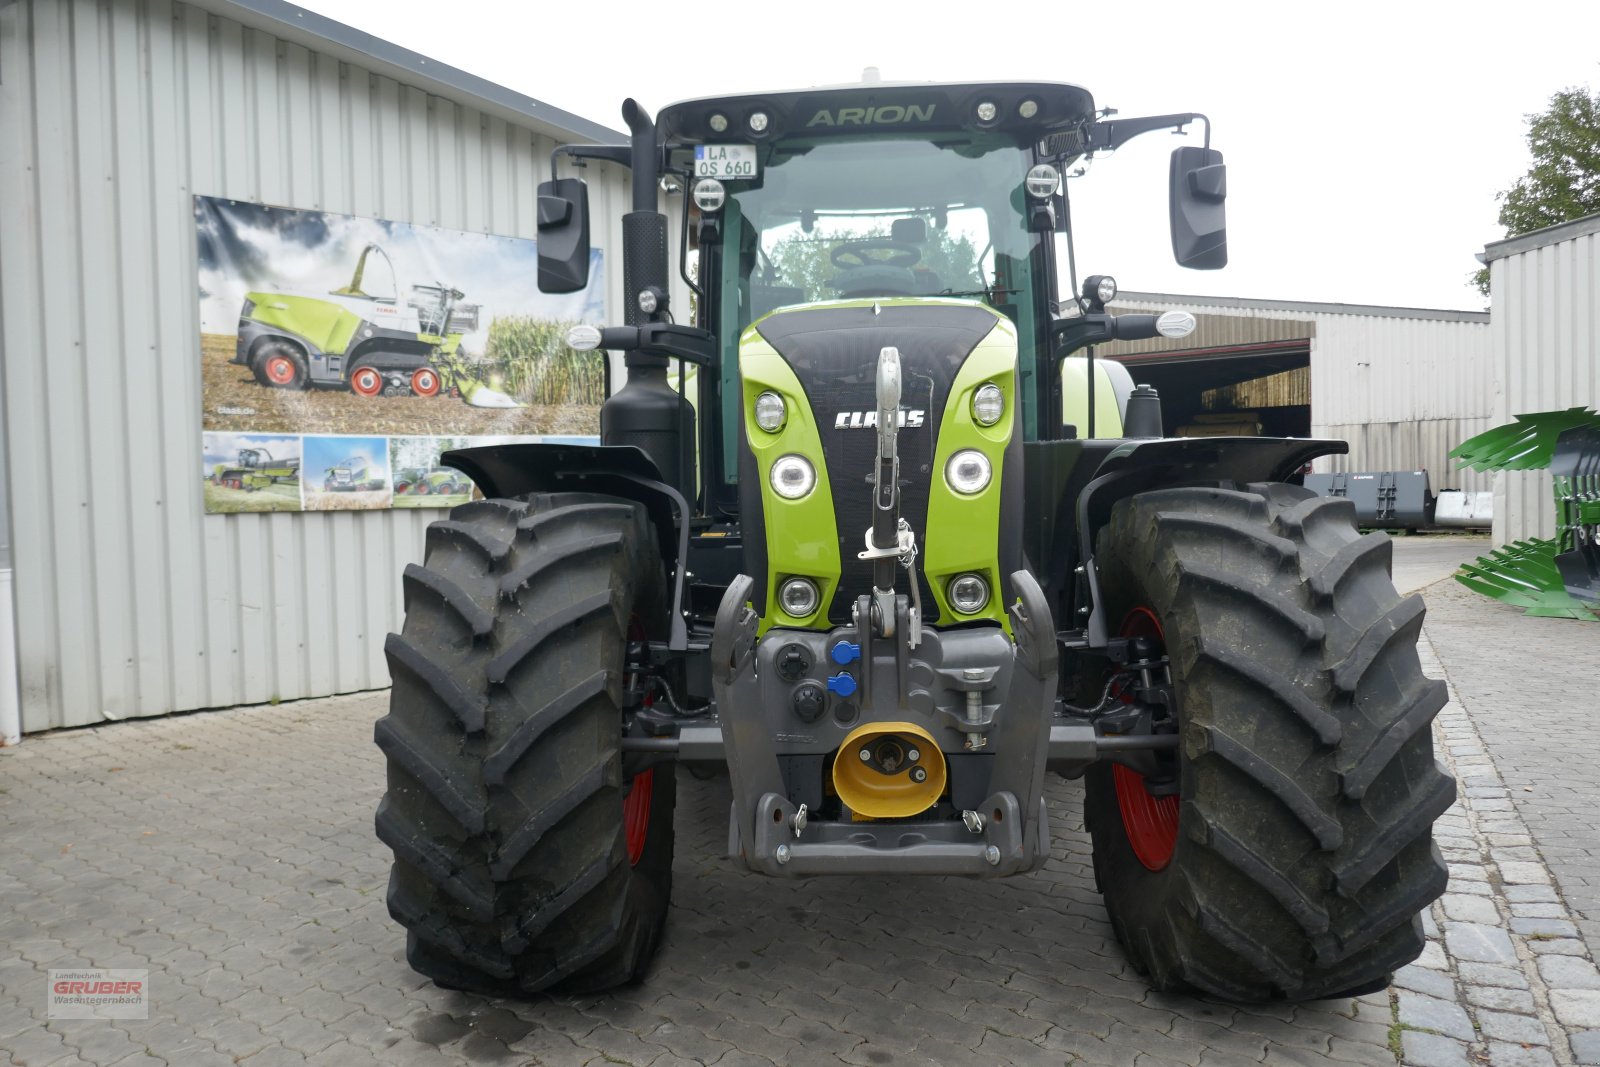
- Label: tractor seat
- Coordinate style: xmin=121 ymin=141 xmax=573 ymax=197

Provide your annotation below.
xmin=832 ymin=264 xmax=918 ymax=299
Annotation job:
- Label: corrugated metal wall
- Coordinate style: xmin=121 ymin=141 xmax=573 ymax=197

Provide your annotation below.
xmin=1487 ymin=217 xmax=1600 ymax=545
xmin=1113 ymin=295 xmax=1495 ymax=492
xmin=0 ymin=0 xmax=642 ymax=730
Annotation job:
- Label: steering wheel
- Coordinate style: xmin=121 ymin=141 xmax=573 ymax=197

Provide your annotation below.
xmin=830 ymin=239 xmax=922 ymax=270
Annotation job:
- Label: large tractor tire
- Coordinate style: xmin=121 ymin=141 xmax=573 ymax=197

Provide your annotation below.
xmin=1085 ymin=484 xmax=1453 ymax=1001
xmin=374 ymin=492 xmax=675 ymax=995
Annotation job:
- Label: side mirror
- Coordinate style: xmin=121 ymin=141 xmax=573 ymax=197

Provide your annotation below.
xmin=536 ymin=177 xmax=592 ymax=293
xmin=1169 ymin=146 xmax=1227 ymax=270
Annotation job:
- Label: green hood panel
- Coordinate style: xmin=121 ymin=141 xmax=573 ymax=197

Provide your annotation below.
xmin=738 ymin=297 xmax=1018 ymax=632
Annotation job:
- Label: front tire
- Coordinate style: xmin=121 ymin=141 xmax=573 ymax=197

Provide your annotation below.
xmin=255 ymin=341 xmax=306 ymax=389
xmin=1085 ymin=484 xmax=1453 ymax=1001
xmin=375 ymin=492 xmax=675 ymax=995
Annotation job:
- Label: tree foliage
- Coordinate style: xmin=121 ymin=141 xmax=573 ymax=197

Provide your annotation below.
xmin=1473 ymin=86 xmax=1600 ymax=296
xmin=767 ymin=225 xmax=983 ymax=302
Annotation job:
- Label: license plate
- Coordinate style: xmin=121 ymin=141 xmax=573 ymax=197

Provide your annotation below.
xmin=694 ymin=144 xmax=758 ymax=179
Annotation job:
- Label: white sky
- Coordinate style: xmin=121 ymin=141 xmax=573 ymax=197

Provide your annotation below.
xmin=303 ymin=0 xmax=1600 ymax=312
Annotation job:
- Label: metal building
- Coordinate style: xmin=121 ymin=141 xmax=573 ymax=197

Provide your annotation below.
xmin=0 ymin=0 xmax=649 ymax=732
xmin=1104 ymin=292 xmax=1495 ymax=492
xmin=1482 ymin=213 xmax=1600 ymax=546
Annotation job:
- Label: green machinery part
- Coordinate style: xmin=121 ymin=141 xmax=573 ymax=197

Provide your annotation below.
xmin=1450 ymin=407 xmax=1600 ymax=620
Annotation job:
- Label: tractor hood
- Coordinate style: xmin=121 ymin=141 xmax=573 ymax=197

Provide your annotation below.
xmin=740 ymin=299 xmax=1020 ymax=626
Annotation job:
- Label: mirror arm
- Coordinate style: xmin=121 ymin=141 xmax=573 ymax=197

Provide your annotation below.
xmin=1052 ymin=314 xmax=1114 ymax=359
xmin=550 ymin=143 xmax=633 ymax=182
xmin=1088 ymin=112 xmax=1209 ymax=153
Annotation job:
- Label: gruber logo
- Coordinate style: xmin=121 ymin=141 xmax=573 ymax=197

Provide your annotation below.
xmin=835 ymin=410 xmax=925 ymax=429
xmin=53 ymin=980 xmax=143 ymax=994
xmin=47 ymin=969 xmax=149 ymax=1019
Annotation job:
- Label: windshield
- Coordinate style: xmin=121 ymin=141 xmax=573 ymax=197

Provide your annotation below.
xmin=712 ymin=134 xmax=1046 ymax=480
xmin=721 ymin=135 xmax=1036 ymax=317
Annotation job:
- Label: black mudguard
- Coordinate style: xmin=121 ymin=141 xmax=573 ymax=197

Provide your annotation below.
xmin=443 ymin=443 xmax=692 ymax=649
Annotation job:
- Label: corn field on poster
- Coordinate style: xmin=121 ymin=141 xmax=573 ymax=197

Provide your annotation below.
xmin=194 ymin=196 xmax=605 ymax=513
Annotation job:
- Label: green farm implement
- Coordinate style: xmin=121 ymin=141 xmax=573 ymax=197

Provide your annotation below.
xmin=210 ymin=447 xmax=299 ymax=491
xmin=235 ymin=243 xmax=480 ymax=398
xmin=1452 ymin=407 xmax=1600 ymax=619
xmin=322 ymin=456 xmax=385 ymax=493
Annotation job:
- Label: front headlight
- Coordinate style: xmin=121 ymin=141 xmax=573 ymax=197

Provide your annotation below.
xmin=944 ymin=450 xmax=992 ymax=495
xmin=770 ymin=454 xmax=816 ymax=499
xmin=948 ymin=573 xmax=990 ymax=615
xmin=754 ymin=391 xmax=787 ymax=432
xmin=972 ymin=383 xmax=1004 ymax=427
xmin=778 ymin=577 xmax=820 ymax=617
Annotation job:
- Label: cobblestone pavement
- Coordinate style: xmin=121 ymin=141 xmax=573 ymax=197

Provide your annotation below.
xmin=0 ymin=534 xmax=1593 ymax=1067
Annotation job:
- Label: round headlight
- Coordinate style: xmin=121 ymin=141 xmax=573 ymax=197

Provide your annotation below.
xmin=754 ymin=391 xmax=787 ymax=432
xmin=945 ymin=449 xmax=992 ymax=495
xmin=770 ymin=454 xmax=816 ymax=499
xmin=637 ymin=288 xmax=659 ymax=314
xmin=692 ymin=178 xmax=726 ymax=213
xmin=975 ymin=101 xmax=998 ymax=124
xmin=972 ymin=383 xmax=1004 ymax=427
xmin=1018 ymin=99 xmax=1039 ymax=119
xmin=1025 ymin=163 xmax=1061 ymax=199
xmin=708 ymin=112 xmax=729 ymax=134
xmin=1096 ymin=275 xmax=1118 ymax=305
xmin=779 ymin=577 xmax=820 ymax=618
xmin=948 ymin=573 xmax=990 ymax=615
xmin=748 ymin=110 xmax=770 ymax=133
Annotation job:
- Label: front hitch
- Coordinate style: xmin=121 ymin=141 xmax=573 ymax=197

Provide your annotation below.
xmin=711 ymin=569 xmax=1059 ymax=877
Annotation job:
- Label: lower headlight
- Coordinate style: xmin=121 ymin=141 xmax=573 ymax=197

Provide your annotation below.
xmin=779 ymin=577 xmax=820 ymax=617
xmin=948 ymin=573 xmax=990 ymax=615
xmin=944 ymin=449 xmax=992 ymax=495
xmin=770 ymin=454 xmax=816 ymax=499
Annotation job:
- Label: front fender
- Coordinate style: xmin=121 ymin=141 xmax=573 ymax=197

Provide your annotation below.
xmin=443 ymin=443 xmax=690 ymax=649
xmin=1074 ymin=435 xmax=1346 ymax=647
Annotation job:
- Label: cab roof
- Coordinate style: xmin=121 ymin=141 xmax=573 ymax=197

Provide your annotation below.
xmin=656 ymin=80 xmax=1096 ymax=149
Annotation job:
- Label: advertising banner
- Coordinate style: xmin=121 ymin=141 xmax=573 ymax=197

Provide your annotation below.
xmin=195 ymin=196 xmax=605 ymax=514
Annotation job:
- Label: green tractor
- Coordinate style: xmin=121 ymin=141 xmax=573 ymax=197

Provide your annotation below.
xmin=235 ymin=243 xmax=479 ymax=398
xmin=322 ymin=455 xmax=385 ymax=493
xmin=376 ymin=77 xmax=1453 ymax=1001
xmin=395 ymin=466 xmax=473 ymax=497
xmin=211 ymin=447 xmax=299 ymax=491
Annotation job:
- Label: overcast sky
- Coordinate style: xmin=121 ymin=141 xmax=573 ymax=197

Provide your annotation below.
xmin=303 ymin=0 xmax=1599 ymax=312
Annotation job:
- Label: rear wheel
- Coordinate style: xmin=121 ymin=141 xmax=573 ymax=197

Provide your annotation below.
xmin=1085 ymin=484 xmax=1453 ymax=1001
xmin=350 ymin=365 xmax=384 ymax=397
xmin=411 ymin=367 xmax=442 ymax=397
xmin=375 ymin=492 xmax=676 ymax=995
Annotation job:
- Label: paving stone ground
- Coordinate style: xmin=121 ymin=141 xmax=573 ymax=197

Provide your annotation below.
xmin=0 ymin=533 xmax=1593 ymax=1067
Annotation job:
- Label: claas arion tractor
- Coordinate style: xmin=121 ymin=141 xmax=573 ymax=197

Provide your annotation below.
xmin=375 ymin=75 xmax=1453 ymax=1001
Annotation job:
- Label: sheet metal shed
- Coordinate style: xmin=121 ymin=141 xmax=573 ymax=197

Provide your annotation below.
xmin=1482 ymin=212 xmax=1600 ymax=546
xmin=0 ymin=0 xmax=642 ymax=731
xmin=1105 ymin=292 xmax=1495 ymax=491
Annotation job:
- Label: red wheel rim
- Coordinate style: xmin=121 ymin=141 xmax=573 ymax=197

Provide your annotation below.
xmin=1113 ymin=605 xmax=1180 ymax=871
xmin=624 ymin=768 xmax=653 ymax=866
xmin=623 ymin=614 xmax=653 ymax=866
xmin=350 ymin=367 xmax=383 ymax=397
xmin=264 ymin=354 xmax=297 ymax=385
xmin=414 ymin=482 xmax=431 ymax=495
xmin=411 ymin=368 xmax=441 ymax=397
